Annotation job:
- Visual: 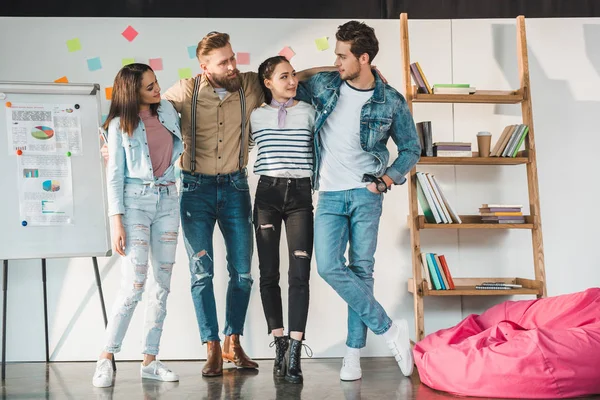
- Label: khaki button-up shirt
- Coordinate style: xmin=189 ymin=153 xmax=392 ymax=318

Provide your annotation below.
xmin=164 ymin=72 xmax=264 ymax=175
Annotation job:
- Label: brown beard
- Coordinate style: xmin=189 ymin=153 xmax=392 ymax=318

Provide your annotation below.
xmin=212 ymin=70 xmax=242 ymax=92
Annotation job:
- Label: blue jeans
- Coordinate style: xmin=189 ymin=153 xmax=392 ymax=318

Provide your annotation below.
xmin=315 ymin=188 xmax=392 ymax=349
xmin=180 ymin=170 xmax=254 ymax=343
xmin=104 ymin=183 xmax=180 ymax=355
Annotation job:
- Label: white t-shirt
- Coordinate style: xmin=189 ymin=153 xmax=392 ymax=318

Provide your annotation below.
xmin=318 ymin=82 xmax=377 ymax=191
xmin=250 ymin=101 xmax=315 ymax=178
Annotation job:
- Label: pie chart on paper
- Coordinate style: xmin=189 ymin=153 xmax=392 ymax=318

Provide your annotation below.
xmin=31 ymin=126 xmax=54 ymax=140
xmin=42 ymin=180 xmax=61 ymax=192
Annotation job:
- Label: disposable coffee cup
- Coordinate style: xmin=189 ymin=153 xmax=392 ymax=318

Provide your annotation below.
xmin=477 ymin=131 xmax=492 ymax=157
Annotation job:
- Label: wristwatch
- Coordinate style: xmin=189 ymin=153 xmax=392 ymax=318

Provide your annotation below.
xmin=374 ymin=177 xmax=389 ymax=193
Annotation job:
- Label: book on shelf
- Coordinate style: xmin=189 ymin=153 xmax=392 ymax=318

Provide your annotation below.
xmin=480 ymin=282 xmax=523 ymax=288
xmin=415 ymin=121 xmax=433 ymax=156
xmin=432 ymin=84 xmax=476 ymax=94
xmin=491 ymin=124 xmax=529 ymax=157
xmin=479 ymin=204 xmax=525 ymax=223
xmin=420 ymin=252 xmax=455 ymax=290
xmin=475 ymin=285 xmax=513 ymax=290
xmin=416 ymin=172 xmax=461 ymax=224
xmin=432 ymin=141 xmax=472 ymax=157
xmin=410 ymin=62 xmax=431 ymax=94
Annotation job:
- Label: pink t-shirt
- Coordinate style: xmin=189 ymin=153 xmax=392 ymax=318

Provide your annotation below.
xmin=139 ymin=110 xmax=174 ymax=179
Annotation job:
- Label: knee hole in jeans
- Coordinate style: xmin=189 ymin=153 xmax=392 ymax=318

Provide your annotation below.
xmin=293 ymin=250 xmax=311 ymax=260
xmin=159 ymin=232 xmax=178 ymax=244
xmin=159 ymin=262 xmax=174 ymax=272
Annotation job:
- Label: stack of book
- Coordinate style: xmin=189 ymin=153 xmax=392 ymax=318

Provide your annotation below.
xmin=432 ymin=83 xmax=476 ymax=94
xmin=479 ymin=204 xmax=525 ymax=224
xmin=420 ymin=253 xmax=455 ymax=290
xmin=475 ymin=282 xmax=523 ymax=290
xmin=416 ymin=172 xmax=462 ymax=224
xmin=433 ymin=142 xmax=472 ymax=157
xmin=490 ymin=124 xmax=530 ymax=157
xmin=409 ymin=62 xmax=432 ymax=94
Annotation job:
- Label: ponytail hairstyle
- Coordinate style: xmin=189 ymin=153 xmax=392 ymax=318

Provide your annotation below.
xmin=257 ymin=55 xmax=290 ymax=104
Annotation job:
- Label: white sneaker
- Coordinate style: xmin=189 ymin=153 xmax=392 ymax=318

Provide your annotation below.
xmin=92 ymin=359 xmax=114 ymax=388
xmin=340 ymin=354 xmax=362 ymax=381
xmin=386 ymin=319 xmax=414 ymax=377
xmin=140 ymin=360 xmax=179 ymax=382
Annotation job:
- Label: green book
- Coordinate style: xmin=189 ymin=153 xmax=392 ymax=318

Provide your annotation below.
xmin=432 ymin=83 xmax=470 ymax=88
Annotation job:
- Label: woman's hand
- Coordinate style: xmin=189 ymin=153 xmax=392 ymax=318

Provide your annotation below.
xmin=100 ymin=143 xmax=109 ymax=165
xmin=111 ymin=215 xmax=126 ymax=256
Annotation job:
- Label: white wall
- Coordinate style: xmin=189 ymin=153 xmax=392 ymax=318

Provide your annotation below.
xmin=0 ymin=16 xmax=597 ymax=362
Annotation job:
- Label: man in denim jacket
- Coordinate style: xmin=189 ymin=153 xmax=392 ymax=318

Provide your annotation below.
xmin=295 ymin=21 xmax=421 ymax=381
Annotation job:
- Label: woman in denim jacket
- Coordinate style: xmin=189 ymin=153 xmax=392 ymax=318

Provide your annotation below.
xmin=93 ymin=63 xmax=183 ymax=388
xmin=250 ymin=56 xmax=315 ymax=384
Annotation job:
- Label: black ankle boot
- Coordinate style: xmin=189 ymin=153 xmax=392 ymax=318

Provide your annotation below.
xmin=285 ymin=338 xmax=303 ymax=384
xmin=272 ymin=335 xmax=289 ymax=377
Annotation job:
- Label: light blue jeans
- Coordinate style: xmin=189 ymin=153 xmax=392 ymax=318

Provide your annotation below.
xmin=104 ymin=183 xmax=180 ymax=355
xmin=315 ymin=188 xmax=392 ymax=349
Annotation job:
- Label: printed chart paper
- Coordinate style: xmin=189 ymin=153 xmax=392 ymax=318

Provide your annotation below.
xmin=6 ymin=103 xmax=83 ymax=155
xmin=17 ymin=154 xmax=74 ymax=226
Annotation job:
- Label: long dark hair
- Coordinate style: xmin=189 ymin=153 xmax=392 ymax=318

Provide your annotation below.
xmin=102 ymin=63 xmax=159 ymax=136
xmin=258 ymin=55 xmax=290 ymax=104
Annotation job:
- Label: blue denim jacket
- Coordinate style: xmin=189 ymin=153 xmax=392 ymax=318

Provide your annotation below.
xmin=106 ymin=99 xmax=183 ymax=216
xmin=296 ymin=71 xmax=421 ymax=189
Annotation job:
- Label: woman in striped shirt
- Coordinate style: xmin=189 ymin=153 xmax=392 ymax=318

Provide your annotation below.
xmin=250 ymin=56 xmax=315 ymax=384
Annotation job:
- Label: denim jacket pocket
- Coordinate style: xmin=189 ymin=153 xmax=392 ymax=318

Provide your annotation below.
xmin=367 ymin=118 xmax=392 ymax=148
xmin=123 ymin=137 xmax=143 ymax=164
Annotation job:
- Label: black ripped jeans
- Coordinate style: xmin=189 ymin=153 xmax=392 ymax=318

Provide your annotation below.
xmin=253 ymin=175 xmax=313 ymax=335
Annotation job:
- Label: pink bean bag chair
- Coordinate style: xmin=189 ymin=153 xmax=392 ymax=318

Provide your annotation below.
xmin=413 ymin=288 xmax=600 ymax=398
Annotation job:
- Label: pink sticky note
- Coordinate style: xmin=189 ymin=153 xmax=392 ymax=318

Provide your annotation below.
xmin=122 ymin=25 xmax=139 ymax=42
xmin=149 ymin=58 xmax=163 ymax=71
xmin=278 ymin=46 xmax=295 ymax=61
xmin=237 ymin=52 xmax=250 ymax=65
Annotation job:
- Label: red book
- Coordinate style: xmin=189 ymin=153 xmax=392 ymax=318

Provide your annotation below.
xmin=438 ymin=255 xmax=455 ymax=289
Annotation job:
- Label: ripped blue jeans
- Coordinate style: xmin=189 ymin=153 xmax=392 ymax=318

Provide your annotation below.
xmin=104 ymin=183 xmax=180 ymax=355
xmin=180 ymin=170 xmax=254 ymax=343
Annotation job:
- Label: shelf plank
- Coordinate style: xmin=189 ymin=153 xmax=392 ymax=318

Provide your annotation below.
xmin=413 ymin=90 xmax=524 ymax=104
xmin=408 ymin=278 xmax=543 ymax=296
xmin=417 ymin=215 xmax=535 ymax=229
xmin=418 ymin=152 xmax=528 ymax=165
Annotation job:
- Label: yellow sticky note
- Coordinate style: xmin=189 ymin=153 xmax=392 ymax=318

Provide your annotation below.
xmin=66 ymin=38 xmax=82 ymax=52
xmin=178 ymin=68 xmax=192 ymax=79
xmin=315 ymin=37 xmax=329 ymax=51
xmin=122 ymin=58 xmax=135 ymax=66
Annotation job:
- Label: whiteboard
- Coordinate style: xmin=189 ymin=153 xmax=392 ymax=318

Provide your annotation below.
xmin=0 ymin=81 xmax=111 ymax=260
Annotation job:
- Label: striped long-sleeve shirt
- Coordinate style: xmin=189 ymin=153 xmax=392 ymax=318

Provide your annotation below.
xmin=250 ymin=101 xmax=315 ymax=178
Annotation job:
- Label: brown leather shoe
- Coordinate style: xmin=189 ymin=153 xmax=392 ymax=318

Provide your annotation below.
xmin=202 ymin=340 xmax=223 ymax=377
xmin=222 ymin=334 xmax=259 ymax=369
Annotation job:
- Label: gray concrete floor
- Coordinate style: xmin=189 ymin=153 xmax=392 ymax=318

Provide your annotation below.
xmin=1 ymin=358 xmax=599 ymax=399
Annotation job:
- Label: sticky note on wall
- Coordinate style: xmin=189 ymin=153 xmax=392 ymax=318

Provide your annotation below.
xmin=66 ymin=38 xmax=82 ymax=52
xmin=278 ymin=46 xmax=295 ymax=61
xmin=122 ymin=26 xmax=139 ymax=42
xmin=315 ymin=37 xmax=329 ymax=51
xmin=237 ymin=52 xmax=250 ymax=65
xmin=87 ymin=57 xmax=102 ymax=71
xmin=149 ymin=58 xmax=163 ymax=71
xmin=178 ymin=68 xmax=192 ymax=79
xmin=105 ymin=87 xmax=113 ymax=100
xmin=187 ymin=45 xmax=197 ymax=59
xmin=54 ymin=76 xmax=69 ymax=83
xmin=122 ymin=58 xmax=135 ymax=66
